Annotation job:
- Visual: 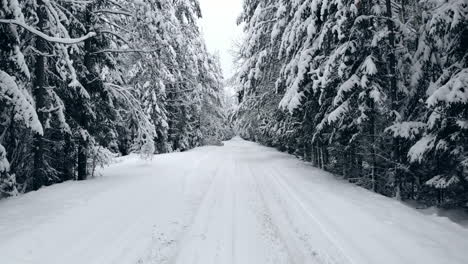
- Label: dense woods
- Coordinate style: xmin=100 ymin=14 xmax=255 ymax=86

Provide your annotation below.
xmin=0 ymin=0 xmax=232 ymax=197
xmin=234 ymin=0 xmax=468 ymax=207
xmin=1 ymin=0 xmax=467 ymax=210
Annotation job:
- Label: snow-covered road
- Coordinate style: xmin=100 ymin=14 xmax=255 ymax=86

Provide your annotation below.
xmin=1 ymin=137 xmax=467 ymax=264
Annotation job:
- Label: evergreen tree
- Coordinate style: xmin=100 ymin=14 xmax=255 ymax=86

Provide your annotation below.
xmin=233 ymin=0 xmax=468 ymax=207
xmin=0 ymin=0 xmax=232 ymax=196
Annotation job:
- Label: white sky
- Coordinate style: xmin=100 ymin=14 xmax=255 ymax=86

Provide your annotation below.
xmin=198 ymin=0 xmax=243 ymax=79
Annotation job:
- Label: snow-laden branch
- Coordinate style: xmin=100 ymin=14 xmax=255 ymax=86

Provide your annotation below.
xmin=103 ymin=82 xmax=156 ymax=157
xmin=99 ymin=30 xmax=131 ymax=46
xmin=93 ymin=9 xmax=132 ymax=16
xmin=98 ymin=19 xmax=133 ymax=34
xmin=0 ymin=19 xmax=96 ymax=44
xmin=90 ymin=49 xmax=157 ymax=55
xmin=254 ymin=19 xmax=278 ymax=29
xmin=106 ymin=0 xmax=125 ymax=9
xmin=56 ymin=0 xmax=93 ymax=3
xmin=0 ymin=70 xmax=43 ymax=136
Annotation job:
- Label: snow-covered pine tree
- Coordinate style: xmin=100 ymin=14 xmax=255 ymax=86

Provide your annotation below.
xmin=320 ymin=0 xmax=410 ymax=193
xmin=1 ymin=0 xmax=230 ymax=197
xmin=233 ymin=0 xmax=466 ymax=206
xmin=164 ymin=0 xmax=202 ymax=151
xmin=125 ymin=0 xmax=177 ymax=154
xmin=68 ymin=0 xmax=160 ymax=178
xmin=1 ymin=0 xmax=95 ymax=190
xmin=198 ymin=53 xmax=231 ymax=144
xmin=161 ymin=0 xmax=228 ymax=151
xmin=0 ymin=70 xmax=42 ymax=197
xmin=405 ymin=0 xmax=468 ymax=205
xmin=234 ymin=0 xmax=285 ymax=147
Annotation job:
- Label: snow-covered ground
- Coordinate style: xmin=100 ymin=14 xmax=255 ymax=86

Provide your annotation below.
xmin=1 ymin=137 xmax=467 ymax=264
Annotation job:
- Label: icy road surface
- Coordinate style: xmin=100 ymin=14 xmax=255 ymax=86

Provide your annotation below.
xmin=1 ymin=137 xmax=467 ymax=264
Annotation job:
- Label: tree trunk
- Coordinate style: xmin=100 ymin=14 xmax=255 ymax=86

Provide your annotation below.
xmin=77 ymin=138 xmax=88 ymax=181
xmin=63 ymin=133 xmax=74 ymax=180
xmin=77 ymin=5 xmax=93 ymax=181
xmin=319 ymin=144 xmax=325 ymax=170
xmin=32 ymin=0 xmax=48 ymax=190
xmin=385 ymin=0 xmax=400 ymax=199
xmin=370 ymin=100 xmax=377 ymax=192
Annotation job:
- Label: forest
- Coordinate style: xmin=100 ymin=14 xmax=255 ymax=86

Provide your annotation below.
xmin=233 ymin=0 xmax=468 ymax=208
xmin=1 ymin=0 xmax=467 ymax=210
xmin=0 ymin=0 xmax=233 ymax=197
xmin=1 ymin=0 xmax=468 ymax=262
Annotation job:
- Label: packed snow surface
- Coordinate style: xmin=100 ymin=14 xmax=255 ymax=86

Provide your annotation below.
xmin=1 ymin=137 xmax=467 ymax=264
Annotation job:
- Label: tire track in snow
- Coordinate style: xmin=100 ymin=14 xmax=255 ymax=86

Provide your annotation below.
xmin=240 ymin=156 xmax=293 ymax=264
xmin=168 ymin=146 xmax=294 ymax=264
xmin=229 ymin=139 xmax=295 ymax=264
xmin=268 ymin=162 xmax=435 ymax=264
xmin=136 ymin=149 xmax=224 ymax=264
xmin=268 ymin=164 xmax=356 ymax=264
xmin=2 ymin=138 xmax=468 ymax=264
xmin=250 ymin=159 xmax=355 ymax=264
xmin=166 ymin=150 xmax=232 ymax=264
xmin=249 ymin=163 xmax=319 ymax=264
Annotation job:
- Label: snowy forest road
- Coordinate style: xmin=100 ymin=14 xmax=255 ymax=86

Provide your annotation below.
xmin=1 ymin=138 xmax=467 ymax=264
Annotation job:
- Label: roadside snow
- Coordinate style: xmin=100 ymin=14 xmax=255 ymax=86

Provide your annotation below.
xmin=0 ymin=137 xmax=467 ymax=264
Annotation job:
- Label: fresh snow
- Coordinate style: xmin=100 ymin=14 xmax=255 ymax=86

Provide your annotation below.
xmin=1 ymin=137 xmax=467 ymax=264
xmin=0 ymin=70 xmax=43 ymax=135
xmin=427 ymin=68 xmax=468 ymax=106
xmin=0 ymin=144 xmax=10 ymax=173
xmin=408 ymin=134 xmax=437 ymax=163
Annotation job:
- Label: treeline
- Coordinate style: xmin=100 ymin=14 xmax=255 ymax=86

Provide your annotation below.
xmin=234 ymin=0 xmax=467 ymax=207
xmin=0 ymin=0 xmax=232 ymax=197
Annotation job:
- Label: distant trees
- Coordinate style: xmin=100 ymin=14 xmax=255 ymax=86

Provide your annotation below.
xmin=0 ymin=0 xmax=232 ymax=197
xmin=234 ymin=0 xmax=468 ymax=207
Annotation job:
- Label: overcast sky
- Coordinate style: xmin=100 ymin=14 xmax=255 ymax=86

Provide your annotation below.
xmin=198 ymin=0 xmax=243 ymax=79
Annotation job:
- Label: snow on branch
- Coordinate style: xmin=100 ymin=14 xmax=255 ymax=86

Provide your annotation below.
xmin=98 ymin=30 xmax=131 ymax=46
xmin=385 ymin=122 xmax=427 ymax=140
xmin=0 ymin=70 xmax=43 ymax=135
xmin=0 ymin=19 xmax=96 ymax=45
xmin=103 ymin=83 xmax=156 ymax=157
xmin=426 ymin=175 xmax=460 ymax=189
xmin=328 ymin=100 xmax=350 ymax=124
xmin=427 ymin=69 xmax=468 ymax=106
xmin=92 ymin=9 xmax=132 ymax=16
xmin=408 ymin=134 xmax=437 ymax=163
xmin=90 ymin=49 xmax=157 ymax=55
xmin=0 ymin=144 xmax=10 ymax=173
xmin=56 ymin=0 xmax=93 ymax=3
